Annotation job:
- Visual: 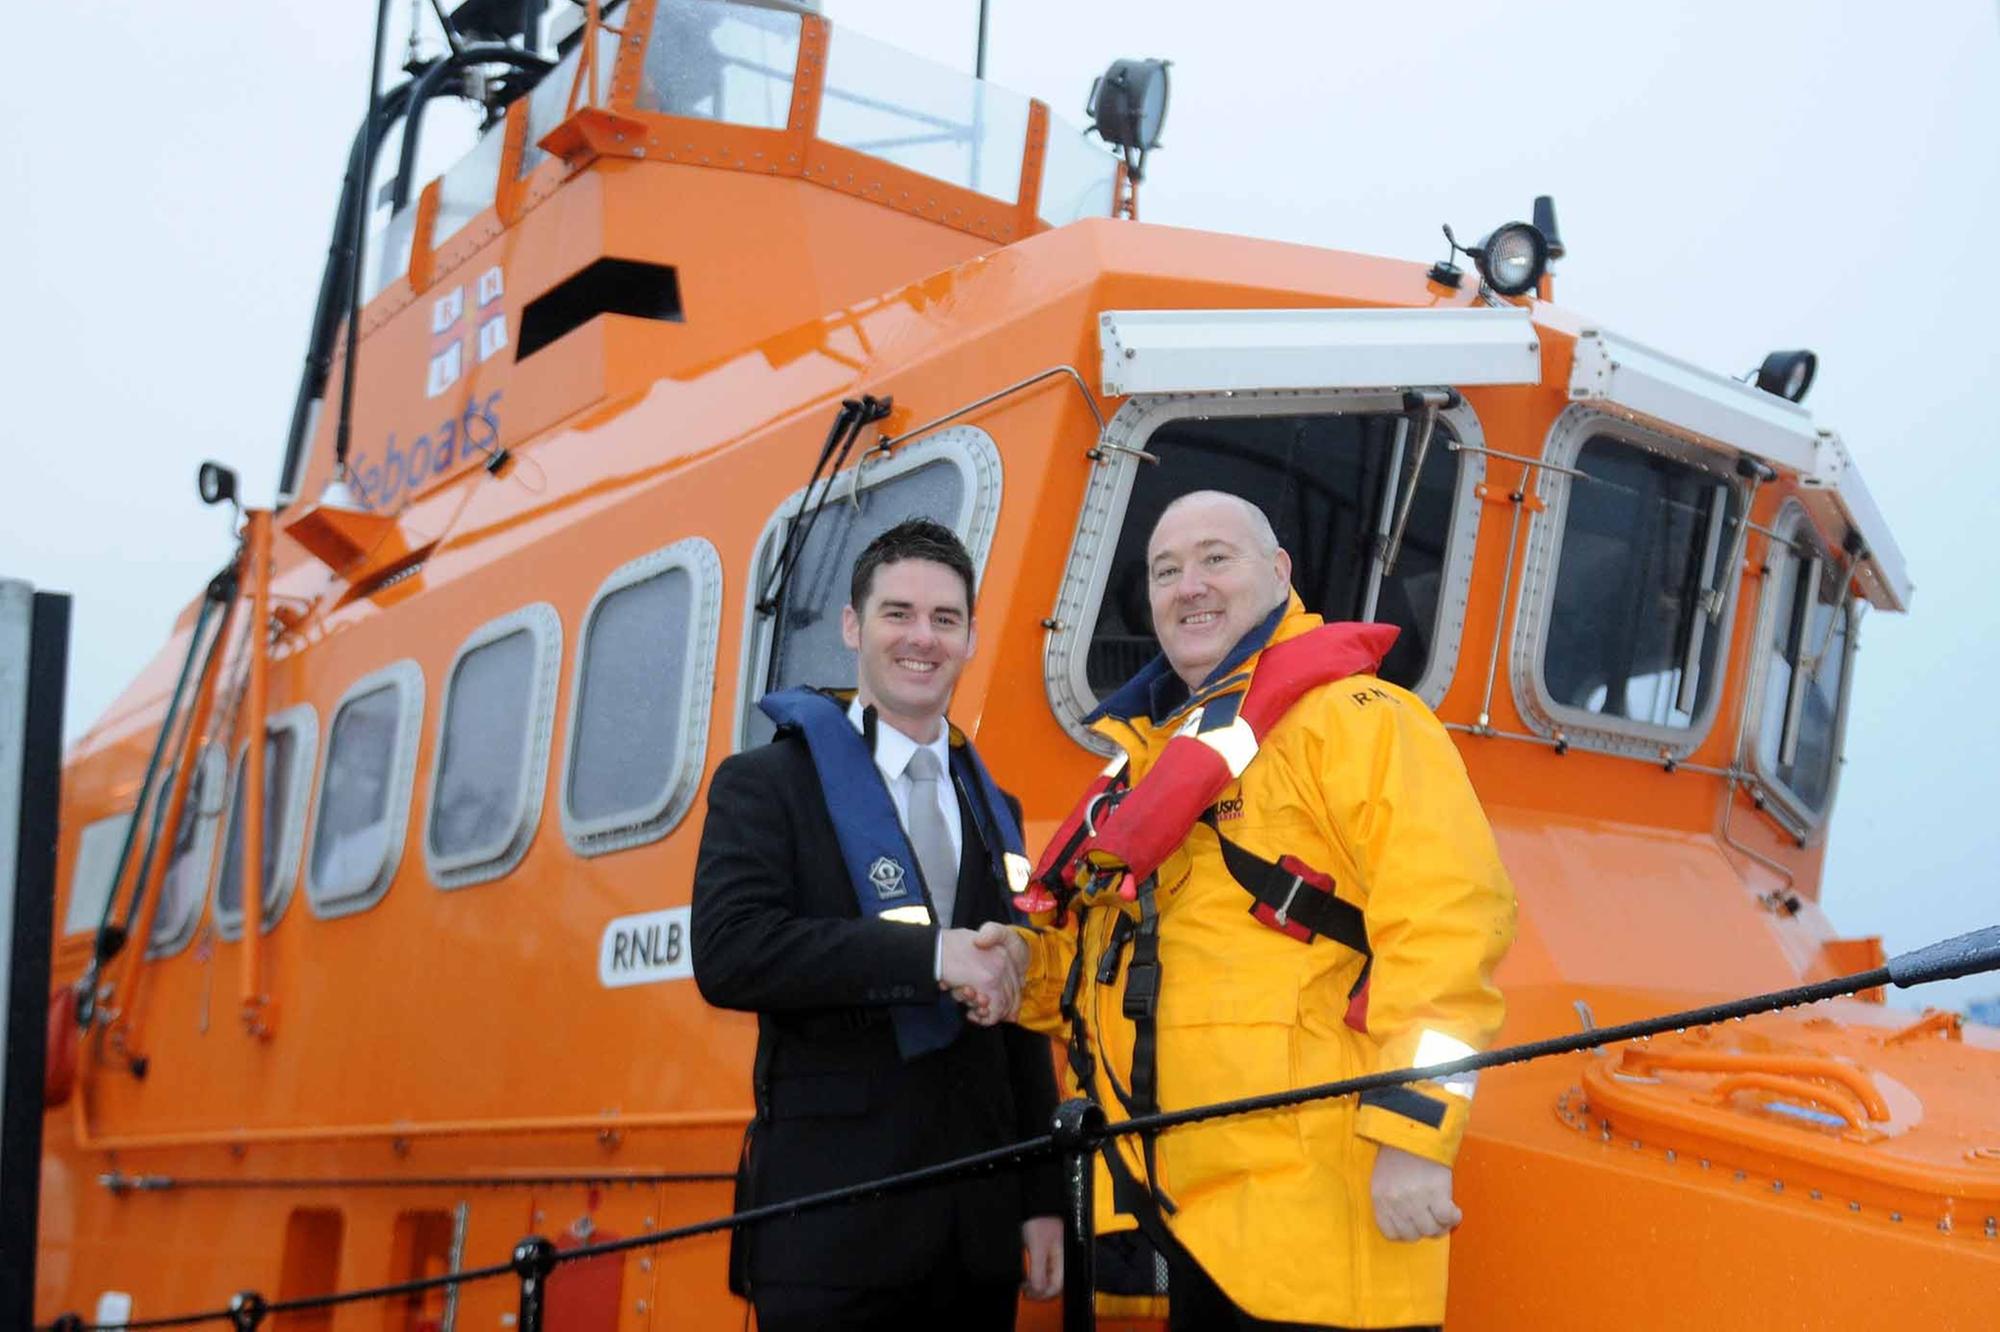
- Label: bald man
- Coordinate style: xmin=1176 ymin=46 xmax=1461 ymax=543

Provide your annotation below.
xmin=988 ymin=490 xmax=1517 ymax=1330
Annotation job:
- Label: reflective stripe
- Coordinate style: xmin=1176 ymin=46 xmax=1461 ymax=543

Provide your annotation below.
xmin=1413 ymin=1028 xmax=1480 ymax=1099
xmin=1195 ymin=716 xmax=1259 ymax=778
xmin=1003 ymin=852 xmax=1032 ymax=896
xmin=880 ymin=905 xmax=934 ymax=926
xmin=1101 ymin=753 xmax=1130 ymax=779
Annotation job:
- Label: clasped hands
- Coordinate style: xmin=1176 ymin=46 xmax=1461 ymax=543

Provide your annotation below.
xmin=938 ymin=922 xmax=1028 ymax=1025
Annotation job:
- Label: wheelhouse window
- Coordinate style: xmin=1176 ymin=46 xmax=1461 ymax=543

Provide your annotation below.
xmin=63 ymin=811 xmax=134 ymax=937
xmin=151 ymin=744 xmax=225 ymax=956
xmin=214 ymin=705 xmax=317 ymax=939
xmin=428 ymin=605 xmax=562 ymax=888
xmin=1751 ymin=507 xmax=1854 ymax=819
xmin=1531 ymin=424 xmax=1744 ymax=742
xmin=563 ymin=540 xmax=721 ymax=856
xmin=1045 ymin=395 xmax=1484 ymax=742
xmin=307 ymin=663 xmax=423 ymax=918
xmin=740 ymin=427 xmax=1001 ymax=748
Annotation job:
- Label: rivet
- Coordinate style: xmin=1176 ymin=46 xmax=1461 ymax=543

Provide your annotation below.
xmin=635 ymin=1300 xmax=649 ymax=1313
xmin=1631 ymin=1139 xmax=1643 ymax=1151
xmin=1699 ymin=1158 xmax=1711 ymax=1170
xmin=1733 ymin=1170 xmax=1746 ymax=1182
xmin=1772 ymin=1180 xmax=1784 ymax=1192
xmin=1664 ymin=1150 xmax=1677 ymax=1163
xmin=643 ymin=1216 xmax=655 ymax=1228
xmin=1891 ymin=1211 xmax=1903 ymax=1223
xmin=1849 ymin=1201 xmax=1862 ymax=1212
xmin=1938 ymin=1218 xmax=1952 ymax=1234
xmin=1810 ymin=1189 xmax=1823 ymax=1201
xmin=639 ymin=1259 xmax=652 ymax=1272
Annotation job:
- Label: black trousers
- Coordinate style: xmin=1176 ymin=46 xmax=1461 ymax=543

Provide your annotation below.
xmin=1164 ymin=1231 xmax=1440 ymax=1332
xmin=752 ymin=1271 xmax=1018 ymax=1332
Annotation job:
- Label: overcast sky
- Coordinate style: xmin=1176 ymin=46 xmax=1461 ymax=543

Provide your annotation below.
xmin=3 ymin=1 xmax=1994 ymax=1008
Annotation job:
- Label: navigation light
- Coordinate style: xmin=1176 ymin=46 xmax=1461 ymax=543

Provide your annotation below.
xmin=1755 ymin=350 xmax=1817 ymax=403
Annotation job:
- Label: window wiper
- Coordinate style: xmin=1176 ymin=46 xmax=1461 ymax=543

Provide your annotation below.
xmin=1673 ymin=479 xmax=1731 ymax=717
xmin=754 ymin=395 xmax=893 ymax=619
xmin=1377 ymin=388 xmax=1458 ymax=579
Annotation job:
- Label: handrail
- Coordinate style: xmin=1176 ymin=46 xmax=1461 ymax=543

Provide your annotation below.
xmin=1616 ymin=1048 xmax=1889 ymax=1121
xmin=1699 ymin=1073 xmax=1874 ymax=1133
xmin=237 ymin=510 xmax=274 ymax=1039
xmin=42 ymin=925 xmax=1998 ymax=1332
xmin=110 ymin=571 xmax=239 ymax=1070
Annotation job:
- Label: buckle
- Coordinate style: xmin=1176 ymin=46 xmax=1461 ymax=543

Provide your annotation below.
xmin=1122 ymin=961 xmax=1160 ymax=1019
xmin=1273 ymin=875 xmax=1306 ymax=930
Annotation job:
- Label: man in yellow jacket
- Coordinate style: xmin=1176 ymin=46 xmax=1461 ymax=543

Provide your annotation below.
xmin=976 ymin=490 xmax=1516 ymax=1330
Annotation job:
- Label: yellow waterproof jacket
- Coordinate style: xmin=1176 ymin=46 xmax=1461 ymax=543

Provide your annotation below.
xmin=1017 ymin=595 xmax=1516 ymax=1328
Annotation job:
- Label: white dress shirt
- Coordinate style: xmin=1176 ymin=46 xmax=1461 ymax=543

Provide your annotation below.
xmin=848 ymin=700 xmax=963 ymax=979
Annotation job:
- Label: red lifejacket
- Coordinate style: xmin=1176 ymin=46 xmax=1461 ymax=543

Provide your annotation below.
xmin=1020 ymin=620 xmax=1398 ymax=917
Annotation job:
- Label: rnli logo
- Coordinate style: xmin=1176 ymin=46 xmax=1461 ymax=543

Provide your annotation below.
xmin=1213 ymin=797 xmax=1245 ymax=822
xmin=869 ymin=856 xmax=909 ymax=899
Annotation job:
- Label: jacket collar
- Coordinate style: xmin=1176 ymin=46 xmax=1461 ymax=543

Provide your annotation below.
xmin=1086 ymin=594 xmax=1295 ymax=726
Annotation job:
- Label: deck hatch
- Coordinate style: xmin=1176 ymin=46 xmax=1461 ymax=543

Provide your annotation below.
xmin=515 ymin=259 xmax=683 ymax=360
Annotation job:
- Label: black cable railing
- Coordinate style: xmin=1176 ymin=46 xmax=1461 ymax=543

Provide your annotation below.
xmin=42 ymin=924 xmax=1999 ymax=1332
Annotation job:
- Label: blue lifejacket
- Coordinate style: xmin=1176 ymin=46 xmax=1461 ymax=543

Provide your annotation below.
xmin=758 ymin=687 xmax=1027 ymax=1060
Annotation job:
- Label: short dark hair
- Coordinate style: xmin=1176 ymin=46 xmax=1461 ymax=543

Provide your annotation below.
xmin=850 ymin=519 xmax=976 ymax=614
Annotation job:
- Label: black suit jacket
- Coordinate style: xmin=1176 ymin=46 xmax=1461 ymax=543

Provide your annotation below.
xmin=691 ymin=729 xmax=1062 ymax=1291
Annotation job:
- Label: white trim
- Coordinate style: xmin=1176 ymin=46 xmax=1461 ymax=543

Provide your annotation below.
xmin=426 ymin=604 xmax=563 ymax=889
xmin=1097 ymin=307 xmax=1543 ymax=397
xmin=733 ymin=425 xmax=1004 ymax=751
xmin=1740 ymin=501 xmax=1856 ymax=834
xmin=1042 ymin=389 xmax=1486 ymax=752
xmin=304 ymin=662 xmax=425 ymax=919
xmin=562 ymin=538 xmax=723 ymax=857
xmin=1567 ymin=329 xmax=1820 ymax=474
xmin=1511 ymin=408 xmax=1745 ymax=760
xmin=1801 ymin=431 xmax=1911 ymax=612
xmin=213 ymin=703 xmax=319 ymax=940
xmin=1565 ymin=329 xmax=1908 ymax=613
xmin=147 ymin=742 xmax=226 ymax=958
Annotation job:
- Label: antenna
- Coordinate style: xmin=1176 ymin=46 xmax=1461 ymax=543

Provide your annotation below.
xmin=975 ymin=0 xmax=990 ymax=79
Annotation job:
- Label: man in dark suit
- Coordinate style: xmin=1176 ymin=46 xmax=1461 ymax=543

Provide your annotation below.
xmin=692 ymin=519 xmax=1062 ymax=1331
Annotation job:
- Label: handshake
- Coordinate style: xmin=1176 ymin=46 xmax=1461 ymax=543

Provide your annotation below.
xmin=938 ymin=923 xmax=1029 ymax=1026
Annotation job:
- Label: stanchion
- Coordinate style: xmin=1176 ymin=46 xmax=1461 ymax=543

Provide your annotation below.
xmin=226 ymin=1291 xmax=267 ymax=1330
xmin=1051 ymin=1097 xmax=1104 ymax=1332
xmin=511 ymin=1236 xmax=558 ymax=1332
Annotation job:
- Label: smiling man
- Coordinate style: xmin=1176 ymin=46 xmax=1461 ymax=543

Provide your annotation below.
xmin=990 ymin=490 xmax=1517 ymax=1331
xmin=691 ymin=519 xmax=1061 ymax=1330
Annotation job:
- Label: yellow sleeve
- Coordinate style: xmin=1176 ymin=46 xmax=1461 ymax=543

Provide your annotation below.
xmin=1013 ymin=923 xmax=1078 ymax=1038
xmin=1310 ymin=681 xmax=1517 ymax=1166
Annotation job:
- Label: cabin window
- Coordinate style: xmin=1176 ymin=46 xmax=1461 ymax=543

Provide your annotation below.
xmin=428 ymin=605 xmax=562 ymax=888
xmin=638 ymin=0 xmax=802 ymax=130
xmin=150 ymin=743 xmax=226 ymax=957
xmin=520 ymin=26 xmax=626 ymax=177
xmin=1040 ymin=120 xmax=1119 ymax=227
xmin=307 ymin=662 xmax=424 ymax=918
xmin=739 ymin=426 xmax=1002 ymax=749
xmin=214 ymin=704 xmax=319 ymax=939
xmin=563 ymin=540 xmax=721 ymax=856
xmin=1520 ymin=410 xmax=1744 ymax=752
xmin=1750 ymin=505 xmax=1854 ymax=821
xmin=62 ymin=811 xmax=134 ymax=937
xmin=819 ymin=27 xmax=1031 ymax=203
xmin=1044 ymin=394 xmax=1485 ymax=747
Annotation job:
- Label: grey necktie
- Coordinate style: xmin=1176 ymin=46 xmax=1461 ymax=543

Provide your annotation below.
xmin=904 ymin=747 xmax=958 ymax=928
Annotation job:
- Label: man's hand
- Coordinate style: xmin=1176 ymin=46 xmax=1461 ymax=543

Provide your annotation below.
xmin=938 ymin=926 xmax=1022 ymax=1025
xmin=1022 ymin=1215 xmax=1063 ymax=1300
xmin=1369 ymin=1144 xmax=1461 ymax=1241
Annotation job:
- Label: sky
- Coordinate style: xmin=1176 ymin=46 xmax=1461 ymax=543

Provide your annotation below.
xmin=2 ymin=1 xmax=1995 ymax=1008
